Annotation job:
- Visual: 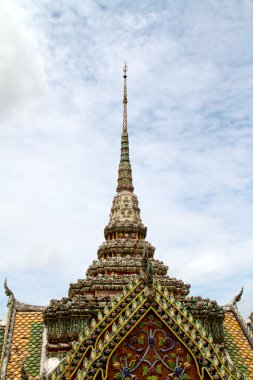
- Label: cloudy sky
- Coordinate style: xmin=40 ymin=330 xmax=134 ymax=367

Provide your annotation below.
xmin=0 ymin=0 xmax=253 ymax=319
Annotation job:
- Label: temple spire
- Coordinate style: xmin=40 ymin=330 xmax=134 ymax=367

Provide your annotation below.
xmin=116 ymin=64 xmax=134 ymax=193
xmin=104 ymin=65 xmax=147 ymax=241
xmin=123 ymin=62 xmax=128 ymax=132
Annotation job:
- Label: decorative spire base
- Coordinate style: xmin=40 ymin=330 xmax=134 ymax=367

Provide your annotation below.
xmin=104 ymin=191 xmax=147 ymax=240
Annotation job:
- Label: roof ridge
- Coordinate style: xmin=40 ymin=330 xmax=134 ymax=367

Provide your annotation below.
xmin=16 ymin=301 xmax=46 ymax=312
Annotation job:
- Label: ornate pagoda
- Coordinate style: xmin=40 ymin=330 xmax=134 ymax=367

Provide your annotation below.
xmin=44 ymin=64 xmax=224 ymax=353
xmin=0 ymin=66 xmax=253 ymax=380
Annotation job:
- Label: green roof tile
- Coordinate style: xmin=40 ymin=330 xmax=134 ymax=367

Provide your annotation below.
xmin=26 ymin=321 xmax=43 ymax=377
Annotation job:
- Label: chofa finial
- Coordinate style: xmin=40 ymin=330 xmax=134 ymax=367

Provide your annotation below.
xmin=230 ymin=286 xmax=243 ymax=306
xmin=4 ymin=278 xmax=13 ymax=297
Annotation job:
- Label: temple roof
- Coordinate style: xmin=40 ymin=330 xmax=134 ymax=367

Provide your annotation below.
xmin=2 ymin=279 xmax=253 ymax=379
xmin=47 ymin=278 xmax=250 ymax=380
xmin=0 ymin=281 xmax=45 ymax=380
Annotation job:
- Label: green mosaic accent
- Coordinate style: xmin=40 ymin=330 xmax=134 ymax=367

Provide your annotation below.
xmin=224 ymin=325 xmax=249 ymax=374
xmin=26 ymin=321 xmax=43 ymax=376
xmin=0 ymin=325 xmax=5 ymax=359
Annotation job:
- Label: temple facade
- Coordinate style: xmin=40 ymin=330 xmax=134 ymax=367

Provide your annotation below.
xmin=0 ymin=66 xmax=253 ymax=379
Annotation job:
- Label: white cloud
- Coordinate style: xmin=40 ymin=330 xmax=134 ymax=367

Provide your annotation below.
xmin=0 ymin=2 xmax=49 ymax=123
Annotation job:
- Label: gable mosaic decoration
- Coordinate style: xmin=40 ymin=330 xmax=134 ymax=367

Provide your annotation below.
xmin=46 ymin=278 xmax=247 ymax=380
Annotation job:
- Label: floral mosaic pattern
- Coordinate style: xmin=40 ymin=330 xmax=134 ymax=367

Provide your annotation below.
xmin=111 ymin=313 xmax=196 ymax=380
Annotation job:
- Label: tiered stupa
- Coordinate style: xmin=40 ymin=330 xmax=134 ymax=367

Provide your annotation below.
xmin=1 ymin=66 xmax=253 ymax=380
xmin=44 ymin=65 xmax=223 ymax=357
